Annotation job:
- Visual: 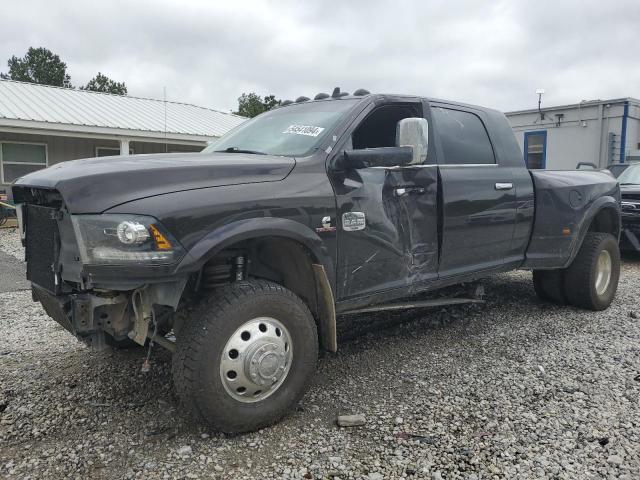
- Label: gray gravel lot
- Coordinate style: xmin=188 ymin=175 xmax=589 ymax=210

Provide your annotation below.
xmin=1 ymin=227 xmax=639 ymax=479
xmin=0 ymin=228 xmax=24 ymax=262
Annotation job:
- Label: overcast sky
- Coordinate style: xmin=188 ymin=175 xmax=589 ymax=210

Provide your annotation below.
xmin=2 ymin=0 xmax=639 ymax=113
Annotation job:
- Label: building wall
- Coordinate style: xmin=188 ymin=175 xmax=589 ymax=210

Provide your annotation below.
xmin=0 ymin=131 xmax=204 ymax=190
xmin=625 ymin=103 xmax=640 ymax=160
xmin=507 ymin=100 xmax=639 ymax=170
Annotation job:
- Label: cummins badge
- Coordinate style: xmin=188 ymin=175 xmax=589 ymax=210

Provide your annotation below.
xmin=342 ymin=212 xmax=366 ymax=231
xmin=315 ymin=216 xmax=336 ymax=233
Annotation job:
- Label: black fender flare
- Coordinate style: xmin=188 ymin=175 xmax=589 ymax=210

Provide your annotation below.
xmin=176 ymin=217 xmax=334 ymax=282
xmin=564 ymin=196 xmax=621 ymax=268
xmin=175 ymin=217 xmax=338 ymax=352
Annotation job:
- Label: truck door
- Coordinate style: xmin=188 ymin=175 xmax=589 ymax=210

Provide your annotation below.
xmin=431 ymin=105 xmax=516 ymax=276
xmin=327 ymin=100 xmax=439 ymax=299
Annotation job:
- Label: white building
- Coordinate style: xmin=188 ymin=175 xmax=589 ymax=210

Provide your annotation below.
xmin=0 ymin=79 xmax=245 ymax=192
xmin=506 ymin=97 xmax=640 ymax=170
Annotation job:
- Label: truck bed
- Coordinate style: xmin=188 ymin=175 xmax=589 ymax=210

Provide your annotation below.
xmin=524 ymin=170 xmax=620 ymax=269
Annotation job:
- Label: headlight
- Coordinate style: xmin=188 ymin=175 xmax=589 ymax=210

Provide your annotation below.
xmin=71 ymin=214 xmax=185 ymax=265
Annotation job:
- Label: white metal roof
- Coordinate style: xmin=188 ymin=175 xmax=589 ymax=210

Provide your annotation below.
xmin=0 ymin=79 xmax=246 ymax=140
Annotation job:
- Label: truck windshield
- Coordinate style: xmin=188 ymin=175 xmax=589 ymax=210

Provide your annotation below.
xmin=618 ymin=165 xmax=640 ymax=185
xmin=203 ymin=99 xmax=359 ymax=157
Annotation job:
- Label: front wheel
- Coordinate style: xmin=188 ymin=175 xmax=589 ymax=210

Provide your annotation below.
xmin=563 ymin=232 xmax=620 ymax=311
xmin=172 ymin=280 xmax=318 ymax=433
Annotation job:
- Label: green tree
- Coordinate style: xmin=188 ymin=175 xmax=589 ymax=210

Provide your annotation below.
xmin=235 ymin=92 xmax=281 ymax=118
xmin=262 ymin=94 xmax=281 ymax=111
xmin=82 ymin=72 xmax=127 ymax=95
xmin=0 ymin=47 xmax=72 ymax=87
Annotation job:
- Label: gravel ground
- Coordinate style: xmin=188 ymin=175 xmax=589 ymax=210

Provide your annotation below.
xmin=0 ymin=227 xmax=24 ymax=262
xmin=1 ymin=227 xmax=639 ymax=479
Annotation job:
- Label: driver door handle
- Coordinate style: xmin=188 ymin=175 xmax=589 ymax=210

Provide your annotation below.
xmin=494 ymin=182 xmax=513 ymax=190
xmin=394 ymin=186 xmax=426 ymax=197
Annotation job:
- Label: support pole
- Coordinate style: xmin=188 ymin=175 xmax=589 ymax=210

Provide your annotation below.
xmin=120 ymin=138 xmax=130 ymax=156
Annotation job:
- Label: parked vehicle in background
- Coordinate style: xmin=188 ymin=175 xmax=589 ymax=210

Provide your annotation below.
xmin=618 ymin=163 xmax=640 ymax=252
xmin=576 ymin=161 xmax=630 ymax=178
xmin=10 ymin=88 xmax=622 ymax=433
xmin=607 ymin=163 xmax=632 ymax=178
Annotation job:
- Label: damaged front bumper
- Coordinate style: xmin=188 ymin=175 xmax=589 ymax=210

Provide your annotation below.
xmin=33 ymin=285 xmax=130 ymax=349
xmin=32 ymin=279 xmax=186 ymax=350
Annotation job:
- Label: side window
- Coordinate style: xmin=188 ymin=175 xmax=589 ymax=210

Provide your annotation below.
xmin=351 ymin=105 xmax=421 ymax=150
xmin=432 ymin=107 xmax=495 ymax=165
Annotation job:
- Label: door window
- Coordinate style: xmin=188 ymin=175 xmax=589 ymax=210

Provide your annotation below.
xmin=351 ymin=104 xmax=423 ymax=149
xmin=432 ymin=107 xmax=495 ymax=165
xmin=524 ymin=131 xmax=547 ymax=169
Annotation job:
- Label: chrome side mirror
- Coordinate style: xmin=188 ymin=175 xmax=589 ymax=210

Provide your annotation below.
xmin=396 ymin=118 xmax=429 ymax=165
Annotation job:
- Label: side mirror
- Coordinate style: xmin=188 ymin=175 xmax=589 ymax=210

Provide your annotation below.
xmin=339 ymin=147 xmax=413 ymax=170
xmin=396 ymin=117 xmax=429 ymax=165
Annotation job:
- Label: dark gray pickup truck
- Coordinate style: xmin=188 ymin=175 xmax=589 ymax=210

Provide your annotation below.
xmin=9 ymin=89 xmax=621 ymax=432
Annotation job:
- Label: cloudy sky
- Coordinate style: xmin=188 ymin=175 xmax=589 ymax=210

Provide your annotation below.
xmin=2 ymin=0 xmax=639 ymax=113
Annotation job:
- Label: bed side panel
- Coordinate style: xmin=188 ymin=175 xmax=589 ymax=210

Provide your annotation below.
xmin=523 ymin=170 xmax=620 ymax=269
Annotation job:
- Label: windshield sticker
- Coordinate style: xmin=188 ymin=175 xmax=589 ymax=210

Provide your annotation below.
xmin=283 ymin=125 xmax=325 ymax=137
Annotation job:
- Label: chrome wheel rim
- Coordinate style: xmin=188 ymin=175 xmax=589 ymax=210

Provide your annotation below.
xmin=594 ymin=249 xmax=612 ymax=296
xmin=220 ymin=317 xmax=292 ymax=403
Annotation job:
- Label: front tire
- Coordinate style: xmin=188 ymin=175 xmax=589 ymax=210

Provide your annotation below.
xmin=172 ymin=280 xmax=318 ymax=433
xmin=563 ymin=232 xmax=620 ymax=310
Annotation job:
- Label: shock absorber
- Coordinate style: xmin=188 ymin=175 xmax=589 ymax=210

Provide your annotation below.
xmin=201 ymin=254 xmax=247 ymax=289
xmin=235 ymin=255 xmax=246 ymax=281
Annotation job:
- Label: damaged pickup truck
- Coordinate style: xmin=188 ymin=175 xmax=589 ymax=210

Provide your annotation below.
xmin=9 ymin=89 xmax=621 ymax=433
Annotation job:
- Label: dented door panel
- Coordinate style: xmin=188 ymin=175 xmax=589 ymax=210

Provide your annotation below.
xmin=333 ymin=165 xmax=438 ymax=299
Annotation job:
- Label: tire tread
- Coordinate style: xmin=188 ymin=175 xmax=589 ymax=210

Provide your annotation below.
xmin=172 ymin=279 xmax=318 ymax=432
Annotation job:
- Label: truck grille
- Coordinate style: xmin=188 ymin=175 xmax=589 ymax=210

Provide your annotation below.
xmin=25 ymin=204 xmax=60 ymax=293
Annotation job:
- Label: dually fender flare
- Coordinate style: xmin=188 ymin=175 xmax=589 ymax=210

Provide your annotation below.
xmin=564 ymin=196 xmax=621 ymax=268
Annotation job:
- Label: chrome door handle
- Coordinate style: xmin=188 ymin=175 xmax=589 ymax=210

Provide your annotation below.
xmin=394 ymin=186 xmax=426 ymax=197
xmin=495 ymin=182 xmax=513 ymax=190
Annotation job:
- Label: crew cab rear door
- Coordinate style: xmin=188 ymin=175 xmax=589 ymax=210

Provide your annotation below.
xmin=431 ymin=104 xmax=517 ymax=276
xmin=327 ymin=99 xmax=439 ymax=299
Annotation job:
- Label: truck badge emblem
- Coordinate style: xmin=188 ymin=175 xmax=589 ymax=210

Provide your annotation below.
xmin=315 ymin=216 xmax=336 ymax=233
xmin=342 ymin=212 xmax=366 ymax=231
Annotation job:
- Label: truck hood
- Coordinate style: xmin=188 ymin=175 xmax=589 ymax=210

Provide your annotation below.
xmin=11 ymin=152 xmax=295 ymax=213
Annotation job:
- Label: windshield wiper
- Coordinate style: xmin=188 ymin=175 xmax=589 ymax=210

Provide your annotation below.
xmin=215 ymin=147 xmax=267 ymax=155
xmin=620 ymin=182 xmax=640 ymax=186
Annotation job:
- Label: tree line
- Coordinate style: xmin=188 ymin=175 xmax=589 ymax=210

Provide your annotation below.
xmin=1 ymin=46 xmax=283 ymax=116
xmin=1 ymin=47 xmax=127 ymax=94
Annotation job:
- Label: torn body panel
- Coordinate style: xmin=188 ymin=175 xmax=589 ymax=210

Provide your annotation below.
xmin=333 ymin=164 xmax=439 ymax=298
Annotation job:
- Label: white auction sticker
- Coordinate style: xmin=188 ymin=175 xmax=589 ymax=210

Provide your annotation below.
xmin=282 ymin=125 xmax=325 ymax=137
